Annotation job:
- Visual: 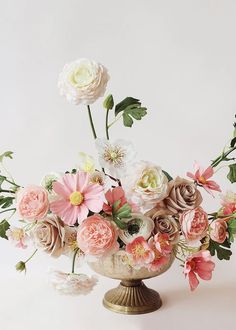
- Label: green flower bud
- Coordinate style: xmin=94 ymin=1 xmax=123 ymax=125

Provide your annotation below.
xmin=103 ymin=94 xmax=114 ymax=110
xmin=15 ymin=261 xmax=26 ymax=273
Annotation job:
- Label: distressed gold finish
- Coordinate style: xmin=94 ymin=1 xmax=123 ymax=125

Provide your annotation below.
xmin=88 ymin=251 xmax=175 ymax=314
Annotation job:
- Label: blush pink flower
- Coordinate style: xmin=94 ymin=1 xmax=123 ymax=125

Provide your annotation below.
xmin=50 ymin=172 xmax=104 ymax=225
xmin=184 ymin=250 xmax=215 ymax=291
xmin=221 ymin=191 xmax=236 ymax=215
xmin=17 ymin=185 xmax=49 ymax=222
xmin=103 ymin=186 xmax=127 ymax=214
xmin=77 ymin=214 xmax=119 ymax=257
xmin=148 ymin=236 xmax=170 ymax=271
xmin=153 ymin=233 xmax=172 ymax=256
xmin=187 ymin=162 xmax=221 ymax=196
xmin=180 ymin=207 xmax=209 ymax=241
xmin=209 ymin=219 xmax=228 ymax=244
xmin=6 ymin=227 xmax=28 ymax=249
xmin=126 ymin=236 xmax=154 ymax=267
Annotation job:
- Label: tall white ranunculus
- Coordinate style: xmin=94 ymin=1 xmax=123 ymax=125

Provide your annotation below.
xmin=58 ymin=58 xmax=109 ymax=105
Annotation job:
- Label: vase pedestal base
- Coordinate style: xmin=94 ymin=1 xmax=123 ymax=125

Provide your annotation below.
xmin=103 ymin=280 xmax=162 ymax=315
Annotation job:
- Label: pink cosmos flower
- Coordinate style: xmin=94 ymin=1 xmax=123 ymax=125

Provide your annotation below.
xmin=103 ymin=186 xmax=127 ymax=214
xmin=180 ymin=207 xmax=209 ymax=242
xmin=187 ymin=162 xmax=221 ymax=196
xmin=183 ymin=250 xmax=215 ymax=291
xmin=77 ymin=214 xmax=119 ymax=257
xmin=126 ymin=236 xmax=154 ymax=267
xmin=148 ymin=237 xmax=170 ymax=271
xmin=17 ymin=185 xmax=49 ymax=222
xmin=50 ymin=172 xmax=104 ymax=225
xmin=153 ymin=233 xmax=172 ymax=256
xmin=6 ymin=227 xmax=28 ymax=249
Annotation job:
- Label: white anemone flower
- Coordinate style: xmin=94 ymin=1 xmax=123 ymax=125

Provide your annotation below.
xmin=118 ymin=213 xmax=154 ymax=244
xmin=49 ymin=270 xmax=98 ymax=296
xmin=95 ymin=138 xmax=136 ymax=178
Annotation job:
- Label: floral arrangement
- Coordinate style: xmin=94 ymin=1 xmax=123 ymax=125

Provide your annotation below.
xmin=1 ymin=58 xmax=236 ymax=295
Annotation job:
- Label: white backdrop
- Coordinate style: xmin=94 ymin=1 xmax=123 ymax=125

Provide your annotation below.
xmin=0 ymin=1 xmax=235 ymax=330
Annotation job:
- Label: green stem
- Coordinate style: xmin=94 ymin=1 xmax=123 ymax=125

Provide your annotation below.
xmin=5 ymin=178 xmax=20 ymax=188
xmin=87 ymin=105 xmax=97 ymax=139
xmin=108 ymin=114 xmax=122 ymax=129
xmin=211 ymin=146 xmax=236 ymax=168
xmin=25 ymin=249 xmax=38 ymax=264
xmin=0 ymin=208 xmax=16 ymax=215
xmin=71 ymin=248 xmax=80 ymax=273
xmin=105 ymin=109 xmax=110 ymax=140
xmin=0 ymin=189 xmax=15 ymax=194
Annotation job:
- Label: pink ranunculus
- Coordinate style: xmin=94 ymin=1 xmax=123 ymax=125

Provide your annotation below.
xmin=153 ymin=233 xmax=172 ymax=256
xmin=148 ymin=237 xmax=170 ymax=271
xmin=103 ymin=186 xmax=127 ymax=214
xmin=184 ymin=250 xmax=215 ymax=291
xmin=180 ymin=207 xmax=209 ymax=241
xmin=77 ymin=214 xmax=119 ymax=257
xmin=17 ymin=185 xmax=49 ymax=222
xmin=209 ymin=219 xmax=228 ymax=244
xmin=187 ymin=162 xmax=221 ymax=196
xmin=125 ymin=236 xmax=155 ymax=267
xmin=50 ymin=172 xmax=104 ymax=225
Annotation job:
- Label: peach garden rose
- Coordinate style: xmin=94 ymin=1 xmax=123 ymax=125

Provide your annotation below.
xmin=77 ymin=215 xmax=119 ymax=257
xmin=17 ymin=185 xmax=49 ymax=222
xmin=209 ymin=219 xmax=228 ymax=244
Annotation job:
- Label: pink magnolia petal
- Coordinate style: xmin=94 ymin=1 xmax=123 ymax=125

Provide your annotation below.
xmin=112 ymin=186 xmax=125 ymax=202
xmin=188 ymin=271 xmax=199 ymax=291
xmin=105 ymin=189 xmax=113 ymax=204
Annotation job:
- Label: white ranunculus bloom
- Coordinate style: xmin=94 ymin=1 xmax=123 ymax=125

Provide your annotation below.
xmin=49 ymin=270 xmax=98 ymax=295
xmin=123 ymin=161 xmax=169 ymax=211
xmin=95 ymin=138 xmax=136 ymax=178
xmin=58 ymin=58 xmax=109 ymax=105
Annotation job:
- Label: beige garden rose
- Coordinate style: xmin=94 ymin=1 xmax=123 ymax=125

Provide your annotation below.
xmin=145 ymin=207 xmax=180 ymax=244
xmin=163 ymin=177 xmax=202 ymax=214
xmin=58 ymin=58 xmax=109 ymax=105
xmin=33 ymin=215 xmax=65 ymax=257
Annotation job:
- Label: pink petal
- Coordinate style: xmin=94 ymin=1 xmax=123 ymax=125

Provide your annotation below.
xmin=206 ymin=180 xmax=221 ymax=192
xmin=188 ymin=271 xmax=199 ymax=291
xmin=62 ymin=174 xmax=76 ymax=193
xmin=202 ymin=166 xmax=214 ymax=180
xmin=105 ymin=189 xmax=113 ymax=204
xmin=84 ymin=184 xmax=104 ymax=198
xmin=84 ymin=198 xmax=103 ymax=213
xmin=77 ymin=204 xmax=89 ymax=223
xmin=53 ymin=181 xmax=71 ymax=198
xmin=76 ymin=172 xmax=89 ymax=192
xmin=186 ymin=172 xmax=196 ymax=180
xmin=112 ymin=187 xmax=125 ymax=202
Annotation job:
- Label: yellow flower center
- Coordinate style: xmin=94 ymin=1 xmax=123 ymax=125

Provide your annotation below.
xmin=199 ymin=176 xmax=207 ymax=184
xmin=69 ymin=191 xmax=84 ymax=206
xmin=138 ymin=170 xmax=158 ymax=189
xmin=133 ymin=244 xmax=146 ymax=256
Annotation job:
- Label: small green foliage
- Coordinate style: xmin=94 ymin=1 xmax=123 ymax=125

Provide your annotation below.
xmin=162 ymin=170 xmax=173 ymax=182
xmin=111 ymin=199 xmax=131 ymax=229
xmin=208 ymin=239 xmax=232 ymax=261
xmin=114 ymin=97 xmax=147 ymax=128
xmin=0 ymin=175 xmax=6 ymax=188
xmin=227 ymin=163 xmax=236 ymax=183
xmin=0 ymin=151 xmax=13 ymax=163
xmin=228 ymin=218 xmax=236 ymax=242
xmin=230 ymin=136 xmax=236 ymax=148
xmin=0 ymin=196 xmax=14 ymax=209
xmin=0 ymin=219 xmax=10 ymax=239
xmin=103 ymin=94 xmax=114 ymax=110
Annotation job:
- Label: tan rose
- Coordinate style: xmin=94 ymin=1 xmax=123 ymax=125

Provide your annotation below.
xmin=33 ymin=215 xmax=65 ymax=257
xmin=145 ymin=207 xmax=180 ymax=244
xmin=163 ymin=177 xmax=202 ymax=214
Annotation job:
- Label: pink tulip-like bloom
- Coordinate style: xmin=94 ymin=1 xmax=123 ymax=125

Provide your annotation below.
xmin=209 ymin=219 xmax=228 ymax=244
xmin=17 ymin=185 xmax=49 ymax=222
xmin=148 ymin=236 xmax=170 ymax=271
xmin=50 ymin=172 xmax=104 ymax=225
xmin=77 ymin=214 xmax=119 ymax=257
xmin=180 ymin=207 xmax=209 ymax=241
xmin=184 ymin=250 xmax=215 ymax=291
xmin=187 ymin=163 xmax=221 ymax=196
xmin=153 ymin=233 xmax=172 ymax=256
xmin=126 ymin=236 xmax=155 ymax=267
xmin=103 ymin=186 xmax=127 ymax=214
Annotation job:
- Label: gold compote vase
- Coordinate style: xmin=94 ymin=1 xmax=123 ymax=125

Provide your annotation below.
xmin=88 ymin=251 xmax=175 ymax=314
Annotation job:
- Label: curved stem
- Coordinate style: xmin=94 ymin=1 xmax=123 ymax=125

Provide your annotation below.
xmin=108 ymin=114 xmax=122 ymax=129
xmin=211 ymin=146 xmax=236 ymax=168
xmin=105 ymin=109 xmax=110 ymax=140
xmin=87 ymin=105 xmax=97 ymax=139
xmin=0 ymin=189 xmax=15 ymax=194
xmin=0 ymin=208 xmax=16 ymax=215
xmin=71 ymin=248 xmax=80 ymax=273
xmin=25 ymin=249 xmax=38 ymax=264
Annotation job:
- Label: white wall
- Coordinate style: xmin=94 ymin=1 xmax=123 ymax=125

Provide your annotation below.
xmin=0 ymin=1 xmax=235 ymax=329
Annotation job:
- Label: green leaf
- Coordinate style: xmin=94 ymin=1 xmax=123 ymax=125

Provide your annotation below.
xmin=0 ymin=151 xmax=13 ymax=163
xmin=0 ymin=175 xmax=6 ymax=188
xmin=230 ymin=137 xmax=236 ymax=148
xmin=115 ymin=97 xmax=140 ymax=116
xmin=112 ymin=200 xmax=121 ymax=214
xmin=113 ymin=216 xmax=128 ymax=230
xmin=0 ymin=220 xmax=10 ymax=239
xmin=115 ymin=203 xmax=132 ymax=219
xmin=123 ymin=112 xmax=134 ymax=127
xmin=227 ymin=163 xmax=236 ymax=183
xmin=0 ymin=196 xmax=14 ymax=209
xmin=162 ymin=170 xmax=173 ymax=182
xmin=208 ymin=239 xmax=232 ymax=260
xmin=228 ymin=218 xmax=236 ymax=242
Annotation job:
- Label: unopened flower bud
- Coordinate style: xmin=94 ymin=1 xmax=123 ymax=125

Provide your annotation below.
xmin=15 ymin=261 xmax=26 ymax=273
xmin=103 ymin=94 xmax=114 ymax=110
